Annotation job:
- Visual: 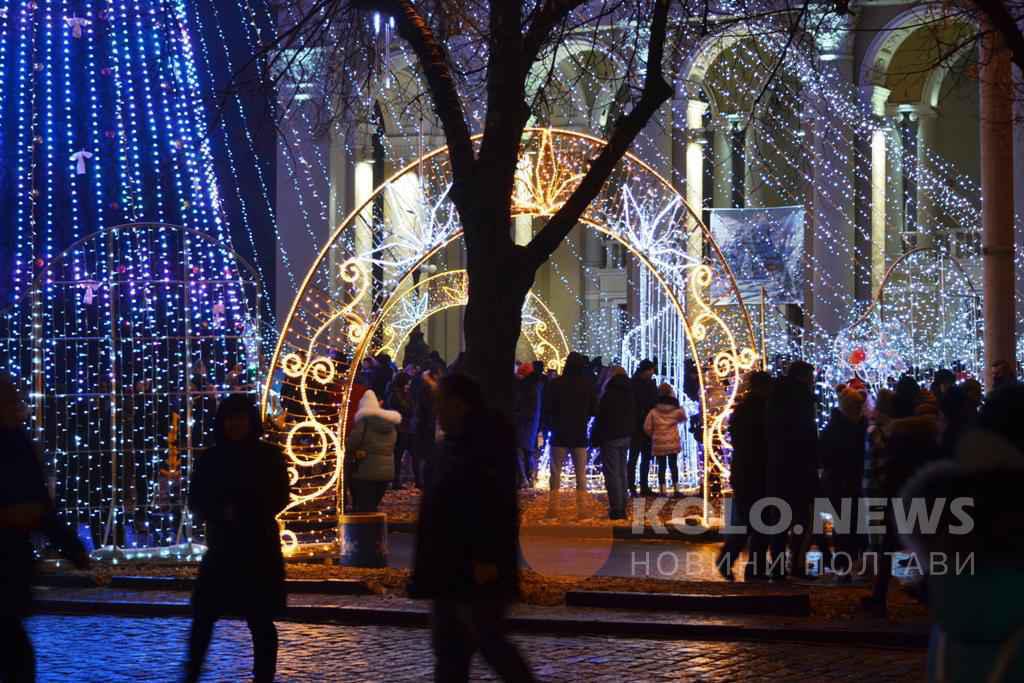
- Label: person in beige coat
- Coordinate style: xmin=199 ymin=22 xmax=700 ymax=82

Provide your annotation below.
xmin=643 ymin=383 xmax=687 ymax=495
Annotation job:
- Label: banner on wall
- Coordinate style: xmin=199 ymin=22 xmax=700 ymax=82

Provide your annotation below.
xmin=709 ymin=206 xmax=805 ymax=305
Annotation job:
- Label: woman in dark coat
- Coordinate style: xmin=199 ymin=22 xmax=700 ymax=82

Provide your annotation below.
xmin=592 ymin=368 xmax=635 ymax=519
xmin=718 ymin=371 xmax=772 ymax=580
xmin=542 ymin=352 xmax=598 ymax=519
xmin=186 ymin=395 xmax=290 ymax=683
xmin=819 ymin=388 xmax=867 ymax=578
xmin=1 ymin=375 xmax=89 ymax=681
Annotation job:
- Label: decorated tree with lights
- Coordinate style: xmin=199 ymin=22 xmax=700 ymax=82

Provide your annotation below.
xmin=0 ymin=0 xmax=262 ymax=552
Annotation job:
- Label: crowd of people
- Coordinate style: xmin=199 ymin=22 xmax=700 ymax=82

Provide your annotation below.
xmin=340 ymin=329 xmax=700 ymax=524
xmin=5 ymin=333 xmax=1023 ymax=681
xmin=719 ymin=360 xmax=1022 ymax=593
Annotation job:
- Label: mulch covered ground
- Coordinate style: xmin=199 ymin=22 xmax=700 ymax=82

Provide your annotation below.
xmin=381 ymin=486 xmax=707 ymax=528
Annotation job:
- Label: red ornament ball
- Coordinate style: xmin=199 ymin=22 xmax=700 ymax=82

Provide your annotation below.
xmin=848 ymin=347 xmax=867 ymax=366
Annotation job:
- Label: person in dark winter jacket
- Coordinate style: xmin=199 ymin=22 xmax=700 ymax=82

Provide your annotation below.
xmin=862 ymin=387 xmax=942 ymax=616
xmin=403 ymin=327 xmax=430 ymax=369
xmin=346 ymin=390 xmax=401 ymax=512
xmin=542 ymin=352 xmax=598 ymax=519
xmin=718 ymin=371 xmax=772 ymax=580
xmin=514 ymin=363 xmax=544 ymax=488
xmin=186 ymin=395 xmax=290 ymax=683
xmin=410 ymin=365 xmax=442 ymax=489
xmin=388 ymin=373 xmax=417 ymax=489
xmin=765 ymin=360 xmax=819 ymax=578
xmin=628 ymin=359 xmax=659 ymax=496
xmin=369 ymin=353 xmax=395 ymax=400
xmin=410 ymin=374 xmax=535 ymax=682
xmin=819 ymin=387 xmax=867 ymax=578
xmin=592 ymin=367 xmax=635 ymax=519
xmin=1 ymin=374 xmax=90 ymax=682
xmin=899 ymin=387 xmax=1024 ymax=682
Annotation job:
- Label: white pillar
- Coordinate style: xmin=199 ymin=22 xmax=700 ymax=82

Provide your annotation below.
xmin=685 ymin=99 xmax=707 ymax=262
xmin=863 ymin=86 xmax=891 ymax=297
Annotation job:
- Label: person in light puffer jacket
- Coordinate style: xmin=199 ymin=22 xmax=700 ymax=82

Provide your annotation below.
xmin=346 ymin=390 xmax=401 ymax=513
xmin=643 ymin=383 xmax=687 ymax=495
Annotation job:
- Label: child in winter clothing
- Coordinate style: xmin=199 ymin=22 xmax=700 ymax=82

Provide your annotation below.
xmin=643 ymin=383 xmax=687 ymax=495
xmin=345 ymin=390 xmax=401 ymax=513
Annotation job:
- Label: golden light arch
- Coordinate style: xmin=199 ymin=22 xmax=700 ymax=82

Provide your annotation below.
xmin=372 ymin=268 xmax=570 ymax=373
xmin=262 ymin=128 xmax=758 ymax=551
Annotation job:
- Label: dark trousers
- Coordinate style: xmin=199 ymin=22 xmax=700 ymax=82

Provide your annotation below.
xmin=655 ymin=453 xmax=679 ymax=488
xmin=186 ymin=612 xmax=278 ymax=683
xmin=627 ymin=437 xmax=652 ymax=493
xmin=600 ymin=437 xmax=630 ymax=518
xmin=516 ymin=448 xmax=537 ymax=488
xmin=392 ymin=433 xmax=418 ymax=488
xmin=431 ymin=599 xmax=535 ymax=682
xmin=768 ymin=500 xmax=813 ymax=577
xmin=350 ymin=480 xmax=388 ymax=513
xmin=1 ymin=617 xmax=34 ymax=683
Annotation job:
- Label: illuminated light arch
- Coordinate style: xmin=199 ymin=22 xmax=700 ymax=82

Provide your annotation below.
xmin=832 ymin=246 xmax=982 ymax=389
xmin=372 ymin=268 xmax=570 ymax=373
xmin=262 ymin=128 xmax=757 ymax=551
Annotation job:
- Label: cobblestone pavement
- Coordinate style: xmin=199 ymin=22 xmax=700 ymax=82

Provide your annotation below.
xmin=27 ymin=615 xmax=925 ymax=682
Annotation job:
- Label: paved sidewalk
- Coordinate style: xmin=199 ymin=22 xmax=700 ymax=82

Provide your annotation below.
xmin=32 ymin=586 xmax=930 ymax=648
xmin=27 ymin=614 xmax=926 ymax=682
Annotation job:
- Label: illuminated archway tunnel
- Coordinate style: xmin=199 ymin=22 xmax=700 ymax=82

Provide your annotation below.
xmin=262 ymin=128 xmax=758 ymax=552
xmin=372 ymin=268 xmax=570 ymax=373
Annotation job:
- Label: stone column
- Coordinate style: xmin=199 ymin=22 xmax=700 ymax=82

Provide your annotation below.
xmin=712 ymin=129 xmax=734 ymax=209
xmin=863 ymin=86 xmax=891 ymax=297
xmin=979 ymin=28 xmax=1016 ymax=384
xmin=685 ymin=100 xmax=708 ymax=261
xmin=914 ymin=107 xmax=939 ymax=241
xmin=804 ymin=91 xmax=856 ymax=335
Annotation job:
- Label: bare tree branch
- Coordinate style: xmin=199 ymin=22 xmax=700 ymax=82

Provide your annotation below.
xmin=352 ymin=0 xmax=476 ymax=182
xmin=972 ymin=0 xmax=1024 ymax=75
xmin=526 ymin=0 xmax=674 ymax=266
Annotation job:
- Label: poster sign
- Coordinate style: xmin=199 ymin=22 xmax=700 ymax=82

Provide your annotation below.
xmin=709 ymin=206 xmax=805 ymax=304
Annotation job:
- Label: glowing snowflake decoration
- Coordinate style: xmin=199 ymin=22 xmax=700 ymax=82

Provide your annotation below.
xmin=615 ymin=186 xmax=697 ymax=281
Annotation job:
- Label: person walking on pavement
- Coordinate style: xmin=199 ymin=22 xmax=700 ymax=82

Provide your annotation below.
xmin=542 ymin=352 xmax=598 ymax=519
xmin=346 ymin=390 xmax=401 ymax=513
xmin=643 ymin=383 xmax=687 ymax=496
xmin=628 ymin=360 xmax=659 ymax=496
xmin=592 ymin=366 xmax=635 ymax=519
xmin=186 ymin=396 xmax=290 ymax=683
xmin=765 ymin=360 xmax=819 ymax=579
xmin=409 ymin=374 xmax=535 ymax=683
xmin=718 ymin=370 xmax=773 ymax=580
xmin=0 ymin=374 xmax=90 ymax=683
xmin=819 ymin=386 xmax=867 ymax=580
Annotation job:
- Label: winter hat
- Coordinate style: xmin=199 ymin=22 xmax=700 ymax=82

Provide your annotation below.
xmin=657 ymin=382 xmax=675 ymax=398
xmin=353 ymin=389 xmax=402 ymax=425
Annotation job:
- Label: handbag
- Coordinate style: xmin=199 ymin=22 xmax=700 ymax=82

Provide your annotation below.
xmin=344 ymin=420 xmax=369 ymax=473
